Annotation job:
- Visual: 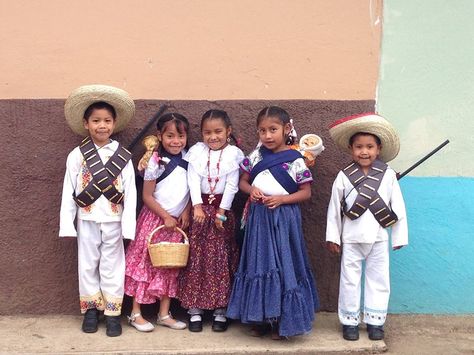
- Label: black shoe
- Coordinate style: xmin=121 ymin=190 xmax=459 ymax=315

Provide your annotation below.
xmin=82 ymin=308 xmax=99 ymax=333
xmin=212 ymin=317 xmax=228 ymax=332
xmin=342 ymin=325 xmax=359 ymax=341
xmin=367 ymin=324 xmax=384 ymax=340
xmin=105 ymin=315 xmax=122 ymax=337
xmin=188 ymin=315 xmax=203 ymax=332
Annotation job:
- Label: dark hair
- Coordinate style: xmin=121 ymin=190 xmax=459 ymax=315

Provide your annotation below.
xmin=349 ymin=132 xmax=382 ymax=146
xmin=157 ymin=112 xmax=190 ymax=135
xmin=156 ymin=113 xmax=190 ymax=155
xmin=83 ymin=101 xmax=116 ymax=121
xmin=200 ymin=109 xmax=240 ymax=147
xmin=256 ymin=106 xmax=294 ymax=145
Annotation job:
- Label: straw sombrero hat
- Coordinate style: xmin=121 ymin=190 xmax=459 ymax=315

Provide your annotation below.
xmin=329 ymin=113 xmax=400 ymax=162
xmin=64 ymin=84 xmax=135 ymax=136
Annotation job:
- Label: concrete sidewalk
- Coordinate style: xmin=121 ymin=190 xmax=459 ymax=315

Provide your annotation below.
xmin=0 ymin=313 xmax=386 ymax=354
xmin=1 ymin=312 xmax=473 ymax=354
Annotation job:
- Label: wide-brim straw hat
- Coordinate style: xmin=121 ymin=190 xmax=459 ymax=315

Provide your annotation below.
xmin=64 ymin=84 xmax=135 ymax=136
xmin=329 ymin=113 xmax=400 ymax=162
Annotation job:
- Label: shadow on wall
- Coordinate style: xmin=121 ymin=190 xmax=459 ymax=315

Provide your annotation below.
xmin=0 ymin=99 xmax=375 ymax=315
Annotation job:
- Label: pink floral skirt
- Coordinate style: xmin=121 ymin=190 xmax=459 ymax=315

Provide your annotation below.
xmin=125 ymin=206 xmax=183 ymax=304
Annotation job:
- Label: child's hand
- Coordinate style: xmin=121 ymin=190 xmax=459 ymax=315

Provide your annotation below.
xmin=262 ymin=195 xmax=285 ymax=209
xmin=393 ymin=245 xmax=404 ymax=251
xmin=215 ymin=218 xmax=224 ymax=230
xmin=163 ymin=215 xmax=178 ymax=230
xmin=326 ymin=241 xmax=341 ymax=255
xmin=250 ymin=186 xmax=265 ymax=202
xmin=137 ymin=157 xmax=148 ymax=172
xmin=193 ymin=204 xmax=206 ymax=224
xmin=214 ymin=208 xmax=226 ymax=230
xmin=178 ymin=210 xmax=190 ymax=230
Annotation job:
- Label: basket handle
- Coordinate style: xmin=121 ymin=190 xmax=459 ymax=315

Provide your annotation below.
xmin=147 ymin=225 xmax=189 ymax=246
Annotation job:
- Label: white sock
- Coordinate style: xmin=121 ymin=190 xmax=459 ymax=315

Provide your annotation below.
xmin=190 ymin=315 xmax=202 ymax=322
xmin=214 ymin=315 xmax=226 ymax=322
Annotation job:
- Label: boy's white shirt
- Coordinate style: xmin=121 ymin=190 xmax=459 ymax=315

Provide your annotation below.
xmin=59 ymin=139 xmax=137 ymax=239
xmin=326 ymin=167 xmax=408 ymax=248
xmin=186 ymin=142 xmax=244 ymax=210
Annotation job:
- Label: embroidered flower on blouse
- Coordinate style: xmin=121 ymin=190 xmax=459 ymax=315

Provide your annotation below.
xmin=242 ymin=158 xmax=250 ymax=167
xmin=282 ymin=163 xmax=289 ymax=170
xmin=303 ymin=170 xmax=311 ymax=178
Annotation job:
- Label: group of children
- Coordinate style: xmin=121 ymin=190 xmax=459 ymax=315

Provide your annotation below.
xmin=59 ymin=85 xmax=408 ymax=342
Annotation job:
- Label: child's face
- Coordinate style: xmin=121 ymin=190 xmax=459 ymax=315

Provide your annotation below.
xmin=158 ymin=123 xmax=187 ymax=155
xmin=350 ymin=134 xmax=381 ymax=170
xmin=201 ymin=118 xmax=231 ymax=151
xmin=83 ymin=108 xmax=116 ymax=146
xmin=257 ymin=116 xmax=291 ymax=152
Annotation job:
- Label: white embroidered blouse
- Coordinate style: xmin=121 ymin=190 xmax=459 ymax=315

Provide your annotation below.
xmin=186 ymin=142 xmax=244 ymax=210
xmin=143 ymin=151 xmax=190 ymax=217
xmin=240 ymin=147 xmax=313 ymax=196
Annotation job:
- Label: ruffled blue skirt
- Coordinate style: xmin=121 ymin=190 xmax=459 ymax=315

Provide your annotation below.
xmin=226 ymin=203 xmax=319 ymax=337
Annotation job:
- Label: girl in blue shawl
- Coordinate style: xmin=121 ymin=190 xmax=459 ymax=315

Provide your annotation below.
xmin=227 ymin=106 xmax=319 ymax=338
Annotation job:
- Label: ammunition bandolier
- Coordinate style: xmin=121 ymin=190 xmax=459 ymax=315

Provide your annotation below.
xmin=73 ymin=137 xmax=132 ymax=207
xmin=341 ymin=159 xmax=398 ymax=228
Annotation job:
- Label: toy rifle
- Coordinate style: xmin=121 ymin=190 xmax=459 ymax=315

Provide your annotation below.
xmin=127 ymin=104 xmax=168 ymax=151
xmin=397 ymin=139 xmax=450 ymax=180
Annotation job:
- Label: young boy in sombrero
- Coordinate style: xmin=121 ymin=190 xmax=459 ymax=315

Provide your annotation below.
xmin=59 ymin=85 xmax=137 ymax=336
xmin=326 ymin=113 xmax=408 ymax=341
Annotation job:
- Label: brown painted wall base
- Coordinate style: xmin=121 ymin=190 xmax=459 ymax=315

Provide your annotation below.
xmin=0 ymin=99 xmax=374 ymax=315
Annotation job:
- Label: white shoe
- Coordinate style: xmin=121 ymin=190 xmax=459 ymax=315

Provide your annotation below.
xmin=127 ymin=312 xmax=155 ymax=332
xmin=157 ymin=313 xmax=187 ymax=330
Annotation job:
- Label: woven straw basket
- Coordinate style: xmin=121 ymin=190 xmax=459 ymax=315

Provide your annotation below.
xmin=147 ymin=225 xmax=189 ymax=268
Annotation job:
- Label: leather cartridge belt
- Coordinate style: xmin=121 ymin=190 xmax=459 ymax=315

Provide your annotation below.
xmin=73 ymin=137 xmax=132 ymax=207
xmin=341 ymin=159 xmax=398 ymax=228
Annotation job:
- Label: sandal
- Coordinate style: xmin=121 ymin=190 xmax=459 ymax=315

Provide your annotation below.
xmin=127 ymin=312 xmax=154 ymax=332
xmin=157 ymin=313 xmax=187 ymax=330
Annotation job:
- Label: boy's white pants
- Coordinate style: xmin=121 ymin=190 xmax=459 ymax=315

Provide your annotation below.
xmin=77 ymin=219 xmax=125 ymax=316
xmin=338 ymin=241 xmax=390 ymax=326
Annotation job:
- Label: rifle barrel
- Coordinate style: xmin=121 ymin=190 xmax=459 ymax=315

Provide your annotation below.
xmin=127 ymin=105 xmax=168 ymax=151
xmin=397 ymin=139 xmax=450 ymax=180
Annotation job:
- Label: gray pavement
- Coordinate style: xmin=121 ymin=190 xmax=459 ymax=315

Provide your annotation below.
xmin=0 ymin=313 xmax=385 ymax=354
xmin=0 ymin=312 xmax=472 ymax=354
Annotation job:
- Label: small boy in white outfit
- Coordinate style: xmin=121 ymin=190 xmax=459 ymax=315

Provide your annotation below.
xmin=326 ymin=113 xmax=408 ymax=341
xmin=59 ymin=85 xmax=137 ymax=337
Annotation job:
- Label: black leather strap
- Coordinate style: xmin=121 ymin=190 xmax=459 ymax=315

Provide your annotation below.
xmin=342 ymin=159 xmax=398 ymax=228
xmin=73 ymin=137 xmax=131 ymax=207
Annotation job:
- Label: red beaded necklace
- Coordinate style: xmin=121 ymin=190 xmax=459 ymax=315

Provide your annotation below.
xmin=207 ymin=147 xmax=224 ymax=204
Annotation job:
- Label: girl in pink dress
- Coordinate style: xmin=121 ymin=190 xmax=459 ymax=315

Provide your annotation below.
xmin=125 ymin=113 xmax=191 ymax=332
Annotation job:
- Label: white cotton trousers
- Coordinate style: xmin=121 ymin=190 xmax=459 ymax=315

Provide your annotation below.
xmin=77 ymin=219 xmax=125 ymax=316
xmin=338 ymin=241 xmax=390 ymax=326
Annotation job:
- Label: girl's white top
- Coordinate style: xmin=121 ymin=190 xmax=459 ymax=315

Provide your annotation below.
xmin=240 ymin=148 xmax=313 ymax=196
xmin=59 ymin=139 xmax=137 ymax=239
xmin=186 ymin=142 xmax=244 ymax=210
xmin=326 ymin=167 xmax=408 ymax=247
xmin=143 ymin=151 xmax=190 ymax=217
